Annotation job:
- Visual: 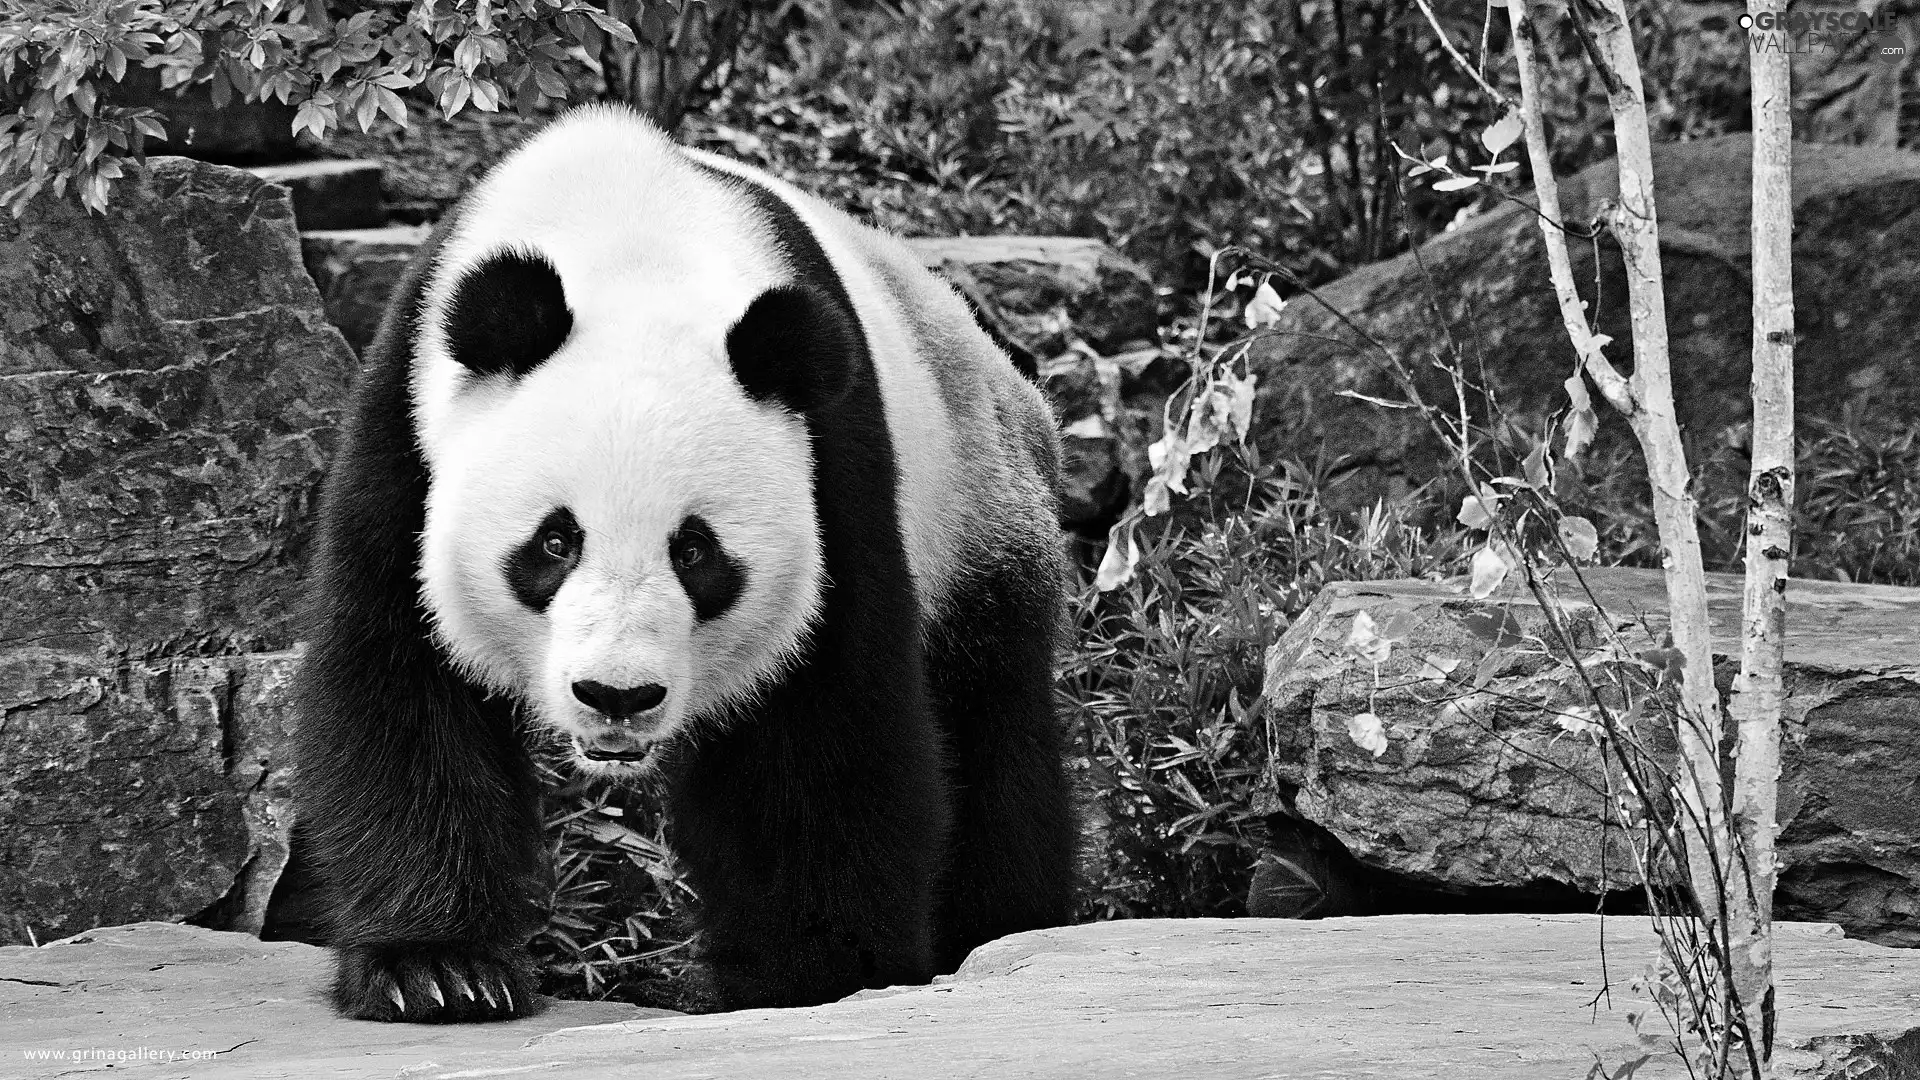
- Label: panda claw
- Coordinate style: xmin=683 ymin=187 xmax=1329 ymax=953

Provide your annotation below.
xmin=387 ymin=984 xmax=407 ymax=1013
xmin=449 ymin=971 xmax=474 ymax=1001
xmin=480 ymin=982 xmax=498 ymax=1010
xmin=427 ymin=978 xmax=446 ymax=1008
xmin=502 ymin=984 xmax=514 ymax=1012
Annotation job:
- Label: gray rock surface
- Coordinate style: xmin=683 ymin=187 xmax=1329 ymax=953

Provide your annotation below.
xmin=4 ymin=917 xmax=1914 ymax=1078
xmin=248 ymin=160 xmax=387 ymax=231
xmin=300 ymin=225 xmax=430 ymax=355
xmin=1250 ymin=136 xmax=1920 ymax=507
xmin=1256 ymin=568 xmax=1920 ymax=945
xmin=0 ymin=922 xmax=658 ymax=1075
xmin=0 ymin=158 xmax=354 ymax=944
xmin=907 ymin=235 xmax=1160 ymax=356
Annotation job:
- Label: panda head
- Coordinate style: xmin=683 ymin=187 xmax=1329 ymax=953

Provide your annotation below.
xmin=409 ymin=170 xmax=860 ymax=775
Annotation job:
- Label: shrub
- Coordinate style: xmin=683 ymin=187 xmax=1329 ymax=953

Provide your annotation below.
xmin=1554 ymin=405 xmax=1920 ymax=588
xmin=0 ymin=0 xmax=751 ymax=216
xmin=693 ymin=0 xmax=1500 ymax=294
xmin=1066 ymin=456 xmax=1473 ymax=921
xmin=529 ymin=750 xmax=697 ymax=1007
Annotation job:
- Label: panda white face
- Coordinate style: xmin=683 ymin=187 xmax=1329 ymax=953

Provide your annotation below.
xmin=405 ymin=109 xmax=845 ymax=776
xmin=417 ymin=326 xmax=824 ymax=775
xmin=409 ymin=219 xmax=825 ymax=774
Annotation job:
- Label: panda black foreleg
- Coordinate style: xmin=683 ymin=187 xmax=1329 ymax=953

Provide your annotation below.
xmin=665 ymin=678 xmax=951 ymax=1010
xmin=292 ymin=245 xmax=550 ymax=1023
xmin=295 ymin=575 xmax=549 ymax=1023
xmin=926 ymin=559 xmax=1077 ymax=972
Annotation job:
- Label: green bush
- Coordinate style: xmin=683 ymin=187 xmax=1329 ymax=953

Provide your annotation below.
xmin=693 ymin=0 xmax=1500 ymax=293
xmin=1066 ymin=458 xmax=1472 ymax=920
xmin=1556 ymin=406 xmax=1920 ymax=588
xmin=529 ymin=751 xmax=697 ymax=1007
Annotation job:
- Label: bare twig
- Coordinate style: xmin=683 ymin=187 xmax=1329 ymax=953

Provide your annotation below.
xmin=1411 ymin=0 xmax=1517 ymax=110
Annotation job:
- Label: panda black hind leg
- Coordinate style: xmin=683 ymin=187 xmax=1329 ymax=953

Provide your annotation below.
xmin=927 ymin=544 xmax=1078 ymax=973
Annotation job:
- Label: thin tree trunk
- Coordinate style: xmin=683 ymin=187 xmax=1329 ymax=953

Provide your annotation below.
xmin=1566 ymin=0 xmax=1730 ymax=922
xmin=1511 ymin=0 xmax=1739 ymax=1058
xmin=1728 ymin=1 xmax=1794 ymax=1065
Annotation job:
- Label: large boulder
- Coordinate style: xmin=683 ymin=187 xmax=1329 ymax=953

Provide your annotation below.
xmin=0 ymin=158 xmax=354 ymax=942
xmin=1255 ymin=568 xmax=1920 ymax=947
xmin=1251 ymin=136 xmax=1920 ymax=507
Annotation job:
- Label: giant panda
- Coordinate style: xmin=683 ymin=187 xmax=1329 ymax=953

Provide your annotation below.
xmin=289 ymin=104 xmax=1077 ymax=1022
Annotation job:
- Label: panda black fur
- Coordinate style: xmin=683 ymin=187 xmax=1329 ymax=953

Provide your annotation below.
xmin=290 ymin=104 xmax=1077 ymax=1021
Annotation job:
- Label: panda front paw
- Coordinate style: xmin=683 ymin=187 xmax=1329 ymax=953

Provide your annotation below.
xmin=332 ymin=943 xmax=536 ymax=1023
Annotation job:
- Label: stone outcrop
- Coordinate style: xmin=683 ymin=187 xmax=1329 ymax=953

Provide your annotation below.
xmin=248 ymin=160 xmax=387 ymax=231
xmin=1250 ymin=136 xmax=1920 ymax=507
xmin=1255 ymin=568 xmax=1920 ymax=946
xmin=299 ymin=225 xmax=428 ymax=355
xmin=5 ymin=917 xmax=1915 ymax=1078
xmin=907 ymin=235 xmax=1160 ymax=357
xmin=0 ymin=158 xmax=355 ymax=943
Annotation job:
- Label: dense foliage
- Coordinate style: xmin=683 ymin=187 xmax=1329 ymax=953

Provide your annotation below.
xmin=1067 ymin=462 xmax=1472 ymax=919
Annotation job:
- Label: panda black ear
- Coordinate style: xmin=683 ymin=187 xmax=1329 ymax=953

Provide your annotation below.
xmin=725 ymin=285 xmax=859 ymax=414
xmin=443 ymin=249 xmax=574 ymax=377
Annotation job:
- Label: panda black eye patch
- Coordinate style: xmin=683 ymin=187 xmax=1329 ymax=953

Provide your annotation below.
xmin=670 ymin=515 xmax=745 ymax=622
xmin=505 ymin=507 xmax=582 ymax=611
xmin=444 ymin=249 xmax=574 ymax=377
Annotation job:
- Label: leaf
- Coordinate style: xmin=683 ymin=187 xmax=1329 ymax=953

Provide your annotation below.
xmin=1554 ymin=704 xmax=1602 ymax=741
xmin=1243 ymin=280 xmax=1285 ymax=328
xmin=1141 ymin=473 xmax=1171 ymax=517
xmin=1223 ymin=370 xmax=1256 ymax=440
xmin=1347 ymin=712 xmax=1389 ymax=758
xmin=1563 ymin=373 xmax=1598 ymax=458
xmin=1093 ymin=517 xmax=1140 ymax=592
xmin=1418 ymin=655 xmax=1462 ymax=683
xmin=1481 ymin=109 xmax=1524 ymax=156
xmin=1381 ymin=609 xmax=1422 ymax=642
xmin=1147 ymin=430 xmax=1190 ymax=497
xmin=1558 ymin=515 xmax=1599 ymax=562
xmin=1522 ymin=441 xmax=1550 ymax=490
xmin=1457 ymin=488 xmax=1501 ymax=530
xmin=1468 ymin=544 xmax=1511 ymax=599
xmin=1344 ymin=611 xmax=1392 ymax=665
xmin=1433 ymin=175 xmax=1480 ymax=192
xmin=1472 ymin=160 xmax=1520 ymax=174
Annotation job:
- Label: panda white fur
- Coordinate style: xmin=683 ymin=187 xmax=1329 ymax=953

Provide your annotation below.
xmin=290 ymin=104 xmax=1076 ymax=1021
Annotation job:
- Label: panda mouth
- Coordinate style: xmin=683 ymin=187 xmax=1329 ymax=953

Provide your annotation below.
xmin=574 ymin=737 xmax=655 ymax=764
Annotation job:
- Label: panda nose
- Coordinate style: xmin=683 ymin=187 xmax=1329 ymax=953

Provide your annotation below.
xmin=572 ymin=680 xmax=667 ymax=722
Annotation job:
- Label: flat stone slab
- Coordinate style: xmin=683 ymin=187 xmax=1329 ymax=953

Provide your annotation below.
xmin=4 ymin=917 xmax=1914 ymax=1078
xmin=0 ymin=922 xmax=659 ymax=1075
